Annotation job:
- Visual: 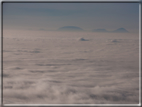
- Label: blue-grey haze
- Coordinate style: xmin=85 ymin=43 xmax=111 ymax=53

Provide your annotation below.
xmin=3 ymin=3 xmax=139 ymax=33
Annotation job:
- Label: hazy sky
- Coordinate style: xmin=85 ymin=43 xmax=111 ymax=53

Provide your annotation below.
xmin=3 ymin=3 xmax=139 ymax=32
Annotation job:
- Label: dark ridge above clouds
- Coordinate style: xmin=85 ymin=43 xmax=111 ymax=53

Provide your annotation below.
xmin=92 ymin=28 xmax=129 ymax=33
xmin=57 ymin=26 xmax=84 ymax=31
xmin=57 ymin=26 xmax=129 ymax=33
xmin=112 ymin=28 xmax=129 ymax=33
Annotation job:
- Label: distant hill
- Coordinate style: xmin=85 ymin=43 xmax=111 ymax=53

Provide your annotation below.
xmin=92 ymin=29 xmax=108 ymax=32
xmin=92 ymin=28 xmax=129 ymax=33
xmin=57 ymin=26 xmax=84 ymax=31
xmin=112 ymin=28 xmax=129 ymax=33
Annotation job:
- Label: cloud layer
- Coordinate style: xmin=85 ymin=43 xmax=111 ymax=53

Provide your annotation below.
xmin=3 ymin=31 xmax=139 ymax=104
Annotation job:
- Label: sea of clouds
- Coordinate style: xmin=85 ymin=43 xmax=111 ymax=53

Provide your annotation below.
xmin=3 ymin=31 xmax=139 ymax=104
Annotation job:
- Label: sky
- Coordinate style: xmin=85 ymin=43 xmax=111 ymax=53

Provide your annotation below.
xmin=3 ymin=2 xmax=139 ymax=33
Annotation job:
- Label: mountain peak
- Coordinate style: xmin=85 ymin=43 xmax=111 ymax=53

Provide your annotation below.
xmin=113 ymin=28 xmax=129 ymax=33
